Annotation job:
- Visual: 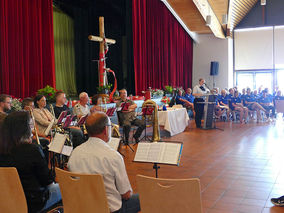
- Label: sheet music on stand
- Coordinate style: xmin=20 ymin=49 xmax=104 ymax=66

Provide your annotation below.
xmin=134 ymin=142 xmax=183 ymax=166
xmin=108 ymin=137 xmax=120 ymax=151
xmin=49 ymin=133 xmax=73 ymax=156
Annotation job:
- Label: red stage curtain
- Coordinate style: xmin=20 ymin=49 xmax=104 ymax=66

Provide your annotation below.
xmin=0 ymin=0 xmax=55 ymax=98
xmin=132 ymin=0 xmax=193 ymax=95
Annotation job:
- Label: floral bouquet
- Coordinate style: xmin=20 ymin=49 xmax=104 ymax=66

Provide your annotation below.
xmin=11 ymin=97 xmax=23 ymax=111
xmin=37 ymin=85 xmax=58 ymax=103
xmin=161 ymin=96 xmax=170 ymax=104
xmin=151 ymin=88 xmax=164 ymax=98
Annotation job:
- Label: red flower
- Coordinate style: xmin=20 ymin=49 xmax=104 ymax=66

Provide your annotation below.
xmin=48 ymin=93 xmax=52 ymax=96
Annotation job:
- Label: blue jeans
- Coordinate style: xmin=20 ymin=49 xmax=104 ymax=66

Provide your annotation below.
xmin=118 ymin=194 xmax=140 ymax=213
xmin=41 ymin=183 xmax=62 ymax=211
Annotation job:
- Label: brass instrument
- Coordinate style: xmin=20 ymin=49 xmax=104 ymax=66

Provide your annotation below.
xmin=28 ymin=107 xmax=40 ymax=145
xmin=142 ymin=99 xmax=160 ymax=142
xmin=111 ymin=123 xmax=120 ymax=137
xmin=49 ymin=104 xmax=56 ymax=119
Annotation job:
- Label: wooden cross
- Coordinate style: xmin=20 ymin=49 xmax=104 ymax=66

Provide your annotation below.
xmin=88 ymin=17 xmax=116 ymax=87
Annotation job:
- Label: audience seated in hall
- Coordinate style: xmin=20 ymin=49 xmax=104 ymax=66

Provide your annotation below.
xmin=0 ymin=111 xmax=61 ymax=212
xmin=73 ymin=92 xmax=90 ymax=119
xmin=68 ymin=112 xmax=140 ymax=213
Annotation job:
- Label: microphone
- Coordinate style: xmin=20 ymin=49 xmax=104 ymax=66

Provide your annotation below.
xmin=204 ymin=83 xmax=210 ymax=90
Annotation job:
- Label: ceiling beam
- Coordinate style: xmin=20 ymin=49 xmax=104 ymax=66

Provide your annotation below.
xmin=192 ymin=0 xmax=225 ymax=38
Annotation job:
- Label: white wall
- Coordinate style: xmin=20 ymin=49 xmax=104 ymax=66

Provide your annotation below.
xmin=192 ymin=34 xmax=233 ymax=90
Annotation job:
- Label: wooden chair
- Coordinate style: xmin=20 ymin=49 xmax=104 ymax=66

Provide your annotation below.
xmin=136 ymin=175 xmax=203 ymax=213
xmin=55 ymin=168 xmax=109 ymax=213
xmin=0 ymin=167 xmax=28 ymax=213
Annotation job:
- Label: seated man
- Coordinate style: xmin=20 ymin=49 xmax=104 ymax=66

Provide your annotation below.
xmin=116 ymin=89 xmax=145 ymax=144
xmin=183 ymin=88 xmax=195 ymax=118
xmin=68 ymin=112 xmax=140 ymax=213
xmin=176 ymin=89 xmax=193 ymax=116
xmin=230 ymin=90 xmax=248 ymax=124
xmin=73 ymin=92 xmax=90 ymax=119
xmin=53 ymin=91 xmax=71 ymax=118
xmin=218 ymin=89 xmax=230 ymax=120
xmin=54 ymin=91 xmax=86 ymax=148
xmin=243 ymin=88 xmax=266 ymax=122
xmin=258 ymin=91 xmax=276 ymax=119
xmin=0 ymin=94 xmax=11 ymax=123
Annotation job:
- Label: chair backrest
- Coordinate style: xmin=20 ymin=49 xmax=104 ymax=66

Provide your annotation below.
xmin=275 ymin=100 xmax=284 ymax=113
xmin=136 ymin=175 xmax=203 ymax=213
xmin=55 ymin=168 xmax=109 ymax=213
xmin=0 ymin=167 xmax=28 ymax=213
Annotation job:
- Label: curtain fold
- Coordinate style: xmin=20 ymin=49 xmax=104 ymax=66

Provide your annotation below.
xmin=53 ymin=7 xmax=77 ymax=96
xmin=0 ymin=0 xmax=55 ymax=98
xmin=132 ymin=0 xmax=193 ymax=95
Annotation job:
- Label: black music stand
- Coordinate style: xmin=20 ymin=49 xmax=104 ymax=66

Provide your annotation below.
xmin=139 ymin=105 xmax=155 ymax=142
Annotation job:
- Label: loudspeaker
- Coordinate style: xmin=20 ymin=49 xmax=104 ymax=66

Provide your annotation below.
xmin=210 ymin=61 xmax=219 ymax=76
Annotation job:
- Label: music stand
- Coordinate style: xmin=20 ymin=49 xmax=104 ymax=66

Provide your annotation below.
xmin=116 ymin=111 xmax=135 ymax=153
xmin=139 ymin=106 xmax=155 ymax=142
xmin=56 ymin=111 xmax=68 ymax=125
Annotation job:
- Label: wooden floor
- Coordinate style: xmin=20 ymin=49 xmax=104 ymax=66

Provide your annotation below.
xmin=120 ymin=116 xmax=284 ymax=213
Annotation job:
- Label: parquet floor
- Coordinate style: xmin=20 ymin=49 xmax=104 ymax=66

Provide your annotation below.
xmin=121 ymin=117 xmax=284 ymax=213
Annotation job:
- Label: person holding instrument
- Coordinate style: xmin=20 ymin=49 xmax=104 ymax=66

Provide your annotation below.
xmin=192 ymin=78 xmax=210 ymax=128
xmin=22 ymin=97 xmax=50 ymax=163
xmin=116 ymin=89 xmax=145 ymax=144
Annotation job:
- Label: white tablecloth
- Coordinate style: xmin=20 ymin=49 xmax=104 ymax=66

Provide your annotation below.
xmin=158 ymin=108 xmax=189 ymax=136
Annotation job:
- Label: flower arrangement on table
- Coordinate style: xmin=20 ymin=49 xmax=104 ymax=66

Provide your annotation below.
xmin=11 ymin=97 xmax=23 ymax=111
xmin=161 ymin=96 xmax=171 ymax=105
xmin=37 ymin=85 xmax=59 ymax=103
xmin=151 ymin=88 xmax=164 ymax=98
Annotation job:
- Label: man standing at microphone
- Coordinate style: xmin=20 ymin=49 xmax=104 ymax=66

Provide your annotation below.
xmin=192 ymin=78 xmax=210 ymax=128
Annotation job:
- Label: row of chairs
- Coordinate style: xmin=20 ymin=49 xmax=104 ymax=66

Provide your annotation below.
xmin=0 ymin=167 xmax=203 ymax=213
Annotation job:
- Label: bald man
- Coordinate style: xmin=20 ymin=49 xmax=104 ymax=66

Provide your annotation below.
xmin=68 ymin=112 xmax=140 ymax=213
xmin=73 ymin=92 xmax=90 ymax=119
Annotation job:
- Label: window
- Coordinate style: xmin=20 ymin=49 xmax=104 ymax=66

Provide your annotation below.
xmin=236 ymin=71 xmax=273 ymax=91
xmin=277 ymin=70 xmax=284 ymax=92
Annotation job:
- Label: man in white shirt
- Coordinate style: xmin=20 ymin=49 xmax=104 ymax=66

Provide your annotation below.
xmin=73 ymin=92 xmax=90 ymax=119
xmin=192 ymin=78 xmax=210 ymax=128
xmin=68 ymin=112 xmax=140 ymax=213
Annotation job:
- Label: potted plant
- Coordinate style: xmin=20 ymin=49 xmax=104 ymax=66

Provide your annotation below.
xmin=37 ymin=85 xmax=58 ymax=103
xmin=164 ymin=85 xmax=173 ymax=97
xmin=97 ymin=84 xmax=113 ymax=94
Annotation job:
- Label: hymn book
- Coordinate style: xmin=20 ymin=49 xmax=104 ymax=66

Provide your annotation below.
xmin=134 ymin=142 xmax=183 ymax=165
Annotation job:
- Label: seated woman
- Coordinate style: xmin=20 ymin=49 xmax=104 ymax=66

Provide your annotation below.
xmin=258 ymin=91 xmax=276 ymax=120
xmin=33 ymin=95 xmax=56 ymax=136
xmin=90 ymin=95 xmax=105 ymax=113
xmin=0 ymin=111 xmax=61 ymax=212
xmin=230 ymin=90 xmax=248 ymax=124
xmin=243 ymin=88 xmax=266 ymax=122
xmin=22 ymin=97 xmax=50 ymax=163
